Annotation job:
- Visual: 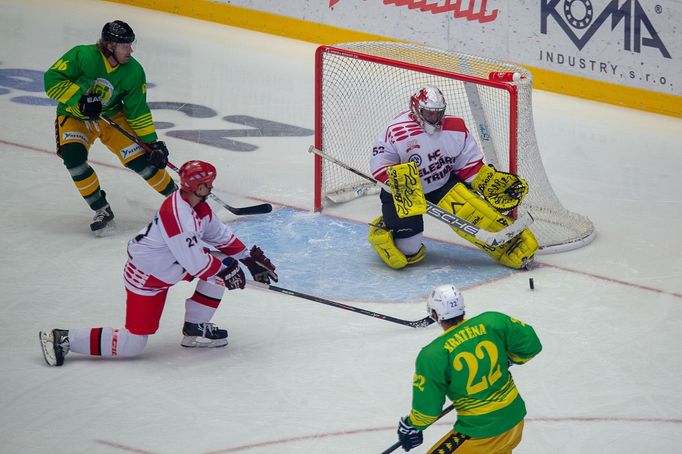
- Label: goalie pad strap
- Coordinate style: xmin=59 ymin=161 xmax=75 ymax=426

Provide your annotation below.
xmin=437 ymin=184 xmax=538 ymax=269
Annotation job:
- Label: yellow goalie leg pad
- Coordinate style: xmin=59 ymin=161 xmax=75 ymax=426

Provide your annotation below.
xmin=368 ymin=216 xmax=427 ymax=269
xmin=437 ymin=184 xmax=538 ymax=269
xmin=368 ymin=216 xmax=408 ymax=269
xmin=386 ymin=162 xmax=427 ymax=218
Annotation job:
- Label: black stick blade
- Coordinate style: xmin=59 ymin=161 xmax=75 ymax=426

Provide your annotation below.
xmin=225 ymin=203 xmax=273 ymax=216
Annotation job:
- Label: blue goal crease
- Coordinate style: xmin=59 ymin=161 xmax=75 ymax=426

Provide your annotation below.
xmin=230 ymin=208 xmax=515 ymax=303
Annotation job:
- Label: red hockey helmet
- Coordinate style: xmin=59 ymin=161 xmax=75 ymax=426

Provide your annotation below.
xmin=178 ymin=160 xmax=217 ymax=192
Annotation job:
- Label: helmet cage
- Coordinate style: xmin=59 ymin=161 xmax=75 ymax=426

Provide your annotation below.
xmin=410 ymin=86 xmax=446 ymax=134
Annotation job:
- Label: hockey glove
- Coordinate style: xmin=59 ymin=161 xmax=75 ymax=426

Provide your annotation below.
xmin=216 ymin=257 xmax=246 ymax=290
xmin=146 ymin=141 xmax=169 ymax=169
xmin=78 ymin=93 xmax=102 ymax=120
xmin=240 ymin=245 xmax=278 ymax=284
xmin=471 ymin=164 xmax=528 ymax=211
xmin=397 ymin=417 xmax=423 ymax=452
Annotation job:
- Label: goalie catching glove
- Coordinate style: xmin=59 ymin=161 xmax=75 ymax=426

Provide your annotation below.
xmin=471 ymin=164 xmax=528 ymax=211
xmin=240 ymin=245 xmax=278 ymax=284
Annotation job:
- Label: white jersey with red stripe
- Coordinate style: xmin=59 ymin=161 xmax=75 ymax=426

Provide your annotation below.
xmin=125 ymin=191 xmax=247 ymax=294
xmin=370 ymin=111 xmax=485 ymax=194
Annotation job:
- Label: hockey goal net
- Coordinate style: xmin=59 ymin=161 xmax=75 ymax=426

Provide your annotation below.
xmin=314 ymin=42 xmax=595 ymax=253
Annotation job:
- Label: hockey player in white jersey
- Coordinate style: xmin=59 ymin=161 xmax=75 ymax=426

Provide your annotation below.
xmin=39 ymin=160 xmax=278 ymax=366
xmin=368 ymin=85 xmax=538 ymax=270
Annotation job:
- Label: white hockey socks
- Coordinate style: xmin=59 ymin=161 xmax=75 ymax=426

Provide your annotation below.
xmin=184 ymin=280 xmax=224 ymax=324
xmin=67 ymin=327 xmax=148 ymax=357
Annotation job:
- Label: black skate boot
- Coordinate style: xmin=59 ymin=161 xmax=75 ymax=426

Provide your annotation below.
xmin=181 ymin=322 xmax=228 ymax=348
xmin=90 ymin=191 xmax=115 ymax=234
xmin=38 ymin=329 xmax=70 ymax=366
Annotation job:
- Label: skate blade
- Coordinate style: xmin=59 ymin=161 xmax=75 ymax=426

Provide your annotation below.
xmin=38 ymin=331 xmax=57 ymax=366
xmin=180 ymin=336 xmax=228 ymax=348
xmin=92 ymin=221 xmax=116 ymax=237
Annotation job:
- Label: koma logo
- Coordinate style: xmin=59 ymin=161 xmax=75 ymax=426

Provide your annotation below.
xmin=541 ymin=0 xmax=671 ymax=58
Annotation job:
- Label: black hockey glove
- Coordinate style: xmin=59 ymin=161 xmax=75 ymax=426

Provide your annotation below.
xmin=146 ymin=141 xmax=169 ymax=169
xmin=240 ymin=245 xmax=278 ymax=284
xmin=78 ymin=93 xmax=102 ymax=120
xmin=397 ymin=417 xmax=423 ymax=452
xmin=216 ymin=257 xmax=245 ymax=290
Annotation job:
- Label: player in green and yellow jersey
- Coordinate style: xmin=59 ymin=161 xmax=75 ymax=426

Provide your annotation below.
xmin=395 ymin=285 xmax=542 ymax=453
xmin=45 ymin=20 xmax=177 ymax=234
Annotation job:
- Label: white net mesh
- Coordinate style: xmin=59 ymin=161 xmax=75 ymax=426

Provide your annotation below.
xmin=316 ymin=42 xmax=594 ymax=253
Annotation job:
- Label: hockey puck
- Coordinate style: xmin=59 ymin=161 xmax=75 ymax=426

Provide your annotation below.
xmin=529 ymin=278 xmax=535 ymax=290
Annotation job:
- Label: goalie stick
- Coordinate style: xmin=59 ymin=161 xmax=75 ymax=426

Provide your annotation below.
xmin=247 ymin=281 xmax=435 ymax=328
xmin=100 ymin=115 xmax=273 ymax=216
xmin=381 ymin=403 xmax=456 ymax=454
xmin=309 ymin=146 xmax=533 ymax=247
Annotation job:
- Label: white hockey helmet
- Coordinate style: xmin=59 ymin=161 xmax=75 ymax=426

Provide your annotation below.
xmin=410 ymin=85 xmax=447 ymax=134
xmin=427 ymin=284 xmax=465 ymax=322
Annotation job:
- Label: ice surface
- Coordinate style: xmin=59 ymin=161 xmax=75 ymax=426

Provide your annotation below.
xmin=1 ymin=1 xmax=681 ymax=453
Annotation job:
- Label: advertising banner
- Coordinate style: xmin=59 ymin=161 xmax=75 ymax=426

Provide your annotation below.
xmin=222 ymin=0 xmax=679 ymax=96
xmin=106 ymin=0 xmax=680 ymax=115
xmin=521 ymin=0 xmax=677 ymax=95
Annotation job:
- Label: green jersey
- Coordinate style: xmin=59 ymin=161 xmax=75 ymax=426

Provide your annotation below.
xmin=44 ymin=44 xmax=157 ymax=142
xmin=408 ymin=311 xmax=541 ymax=439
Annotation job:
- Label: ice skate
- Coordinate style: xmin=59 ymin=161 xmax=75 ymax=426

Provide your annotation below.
xmin=38 ymin=329 xmax=70 ymax=366
xmin=181 ymin=322 xmax=228 ymax=348
xmin=90 ymin=204 xmax=115 ymax=235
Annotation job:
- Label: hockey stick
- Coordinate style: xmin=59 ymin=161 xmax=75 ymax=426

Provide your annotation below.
xmin=164 ymin=161 xmax=272 ymax=216
xmin=247 ymin=281 xmax=435 ymax=328
xmin=99 ymin=115 xmax=273 ymax=216
xmin=381 ymin=403 xmax=456 ymax=454
xmin=309 ymin=146 xmax=533 ymax=247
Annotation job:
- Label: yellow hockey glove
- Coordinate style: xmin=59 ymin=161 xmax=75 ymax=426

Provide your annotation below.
xmin=386 ymin=162 xmax=427 ymax=218
xmin=471 ymin=164 xmax=528 ymax=211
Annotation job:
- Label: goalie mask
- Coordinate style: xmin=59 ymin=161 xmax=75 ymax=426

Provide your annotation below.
xmin=179 ymin=160 xmax=217 ymax=192
xmin=410 ymin=85 xmax=446 ymax=134
xmin=427 ymin=284 xmax=464 ymax=322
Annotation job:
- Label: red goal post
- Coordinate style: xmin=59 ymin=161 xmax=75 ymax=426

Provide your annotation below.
xmin=314 ymin=42 xmax=595 ymax=253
